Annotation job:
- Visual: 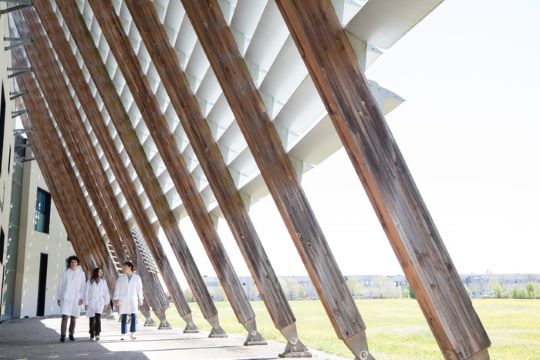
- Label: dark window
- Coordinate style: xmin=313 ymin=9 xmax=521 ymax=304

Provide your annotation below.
xmin=0 ymin=84 xmax=5 ymax=175
xmin=8 ymin=146 xmax=11 ymax=174
xmin=0 ymin=228 xmax=4 ymax=265
xmin=34 ymin=188 xmax=51 ymax=234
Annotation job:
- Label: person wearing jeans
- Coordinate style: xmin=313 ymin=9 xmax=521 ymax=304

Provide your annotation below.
xmin=85 ymin=267 xmax=110 ymax=341
xmin=113 ymin=261 xmax=143 ymax=340
xmin=57 ymin=256 xmax=86 ymax=342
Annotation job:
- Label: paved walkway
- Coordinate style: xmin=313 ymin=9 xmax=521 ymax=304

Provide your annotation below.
xmin=0 ymin=316 xmax=349 ymax=360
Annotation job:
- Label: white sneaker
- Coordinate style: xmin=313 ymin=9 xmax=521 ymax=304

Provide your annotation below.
xmin=130 ymin=333 xmax=137 ymax=340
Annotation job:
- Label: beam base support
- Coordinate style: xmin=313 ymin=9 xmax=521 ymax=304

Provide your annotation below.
xmin=465 ymin=349 xmax=490 ymax=360
xmin=182 ymin=314 xmax=199 ymax=333
xmin=158 ymin=319 xmax=172 ymax=330
xmin=278 ymin=322 xmax=311 ymax=358
xmin=242 ymin=317 xmax=266 ymax=346
xmin=345 ymin=332 xmax=374 ymax=360
xmin=207 ymin=315 xmax=227 ymax=338
xmin=144 ymin=317 xmax=157 ymax=327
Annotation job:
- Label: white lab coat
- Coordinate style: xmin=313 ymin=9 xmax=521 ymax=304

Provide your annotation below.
xmin=113 ymin=273 xmax=143 ymax=315
xmin=84 ymin=279 xmax=110 ymax=317
xmin=57 ymin=266 xmax=87 ymax=317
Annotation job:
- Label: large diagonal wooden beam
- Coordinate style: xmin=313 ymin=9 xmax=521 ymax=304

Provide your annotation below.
xmin=12 ymin=10 xmax=162 ymax=318
xmin=11 ymin=46 xmax=117 ymax=289
xmin=84 ymin=0 xmax=264 ymax=343
xmin=17 ymin=7 xmax=170 ymax=326
xmin=54 ymin=0 xmax=225 ymax=336
xmin=182 ymin=1 xmax=371 ymax=358
xmin=125 ymin=0 xmax=308 ymax=354
xmin=30 ymin=3 xmax=191 ymax=332
xmin=275 ymin=2 xmax=491 ymax=359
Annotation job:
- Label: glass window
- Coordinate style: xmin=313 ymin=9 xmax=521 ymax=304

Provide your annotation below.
xmin=35 ymin=188 xmax=51 ymax=234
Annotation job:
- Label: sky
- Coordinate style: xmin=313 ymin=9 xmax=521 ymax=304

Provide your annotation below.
xmin=162 ymin=0 xmax=540 ymax=284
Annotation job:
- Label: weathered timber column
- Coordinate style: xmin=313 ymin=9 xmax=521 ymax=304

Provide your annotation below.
xmin=28 ymin=4 xmax=189 ymax=331
xmin=275 ymin=2 xmax=491 ymax=359
xmin=86 ymin=0 xmax=263 ymax=343
xmin=55 ymin=0 xmax=225 ymax=336
xmin=11 ymin=47 xmax=117 ymax=290
xmin=126 ymin=0 xmax=307 ymax=354
xmin=20 ymin=116 xmax=91 ymax=272
xmin=14 ymin=9 xmax=169 ymax=323
xmin=182 ymin=1 xmax=372 ymax=358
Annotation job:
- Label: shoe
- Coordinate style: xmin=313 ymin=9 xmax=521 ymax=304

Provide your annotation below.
xmin=95 ymin=335 xmax=100 ymax=341
xmin=130 ymin=333 xmax=136 ymax=340
xmin=120 ymin=336 xmax=125 ymax=341
xmin=69 ymin=335 xmax=75 ymax=341
xmin=90 ymin=336 xmax=94 ymax=341
xmin=60 ymin=336 xmax=65 ymax=343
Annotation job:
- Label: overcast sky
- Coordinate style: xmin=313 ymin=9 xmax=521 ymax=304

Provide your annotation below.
xmin=163 ymin=0 xmax=540 ymax=283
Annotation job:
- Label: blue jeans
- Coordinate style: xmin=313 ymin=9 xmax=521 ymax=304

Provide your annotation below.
xmin=121 ymin=313 xmax=137 ymax=334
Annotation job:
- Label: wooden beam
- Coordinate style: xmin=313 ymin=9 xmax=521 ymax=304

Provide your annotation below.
xmin=11 ymin=47 xmax=117 ymax=290
xmin=125 ymin=0 xmax=309 ymax=353
xmin=86 ymin=0 xmax=263 ymax=342
xmin=30 ymin=3 xmax=190 ymax=330
xmin=54 ymin=0 xmax=225 ymax=336
xmin=14 ymin=9 xmax=168 ymax=321
xmin=275 ymin=2 xmax=491 ymax=359
xmin=182 ymin=1 xmax=371 ymax=358
xmin=84 ymin=1 xmax=265 ymax=344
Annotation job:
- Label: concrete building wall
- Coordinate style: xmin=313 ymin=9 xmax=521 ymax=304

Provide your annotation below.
xmin=12 ymin=157 xmax=75 ymax=318
xmin=0 ymin=2 xmax=18 ymax=319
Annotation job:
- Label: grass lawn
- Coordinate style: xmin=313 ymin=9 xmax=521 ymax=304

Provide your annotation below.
xmin=165 ymin=299 xmax=540 ymax=359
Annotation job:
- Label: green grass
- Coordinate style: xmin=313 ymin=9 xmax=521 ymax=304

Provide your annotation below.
xmin=165 ymin=299 xmax=540 ymax=359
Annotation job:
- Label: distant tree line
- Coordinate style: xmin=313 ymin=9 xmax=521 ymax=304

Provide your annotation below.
xmin=177 ymin=275 xmax=540 ymax=302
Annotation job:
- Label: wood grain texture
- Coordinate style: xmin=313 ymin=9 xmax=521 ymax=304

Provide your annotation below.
xmin=182 ymin=0 xmax=366 ymax=345
xmin=125 ymin=0 xmax=295 ymax=331
xmin=11 ymin=45 xmax=117 ymax=289
xmin=55 ymin=0 xmax=217 ymax=322
xmin=275 ymin=1 xmax=491 ymax=359
xmin=87 ymin=0 xmax=255 ymax=325
xmin=31 ymin=2 xmax=177 ymax=319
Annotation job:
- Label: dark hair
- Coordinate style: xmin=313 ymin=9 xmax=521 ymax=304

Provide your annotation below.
xmin=122 ymin=261 xmax=135 ymax=271
xmin=90 ymin=267 xmax=102 ymax=284
xmin=66 ymin=255 xmax=80 ymax=269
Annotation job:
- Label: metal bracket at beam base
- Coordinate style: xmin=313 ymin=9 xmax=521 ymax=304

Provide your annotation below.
xmin=344 ymin=332 xmax=374 ymax=360
xmin=181 ymin=313 xmax=199 ymax=333
xmin=207 ymin=314 xmax=227 ymax=338
xmin=157 ymin=319 xmax=172 ymax=330
xmin=242 ymin=318 xmax=267 ymax=346
xmin=143 ymin=317 xmax=157 ymax=327
xmin=278 ymin=323 xmax=312 ymax=358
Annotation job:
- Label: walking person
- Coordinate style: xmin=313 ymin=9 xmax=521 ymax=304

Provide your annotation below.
xmin=85 ymin=267 xmax=110 ymax=341
xmin=113 ymin=261 xmax=143 ymax=340
xmin=57 ymin=255 xmax=86 ymax=342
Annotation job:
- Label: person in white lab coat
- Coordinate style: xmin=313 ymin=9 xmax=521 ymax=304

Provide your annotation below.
xmin=56 ymin=255 xmax=86 ymax=342
xmin=84 ymin=267 xmax=110 ymax=341
xmin=113 ymin=261 xmax=143 ymax=340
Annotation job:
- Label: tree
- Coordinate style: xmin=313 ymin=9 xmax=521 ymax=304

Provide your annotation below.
xmin=489 ymin=278 xmax=505 ymax=299
xmin=346 ymin=277 xmax=364 ymax=299
xmin=526 ymin=282 xmax=536 ymax=299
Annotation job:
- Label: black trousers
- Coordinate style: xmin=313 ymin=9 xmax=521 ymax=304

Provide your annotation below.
xmin=89 ymin=313 xmax=102 ymax=337
xmin=60 ymin=315 xmax=76 ymax=337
